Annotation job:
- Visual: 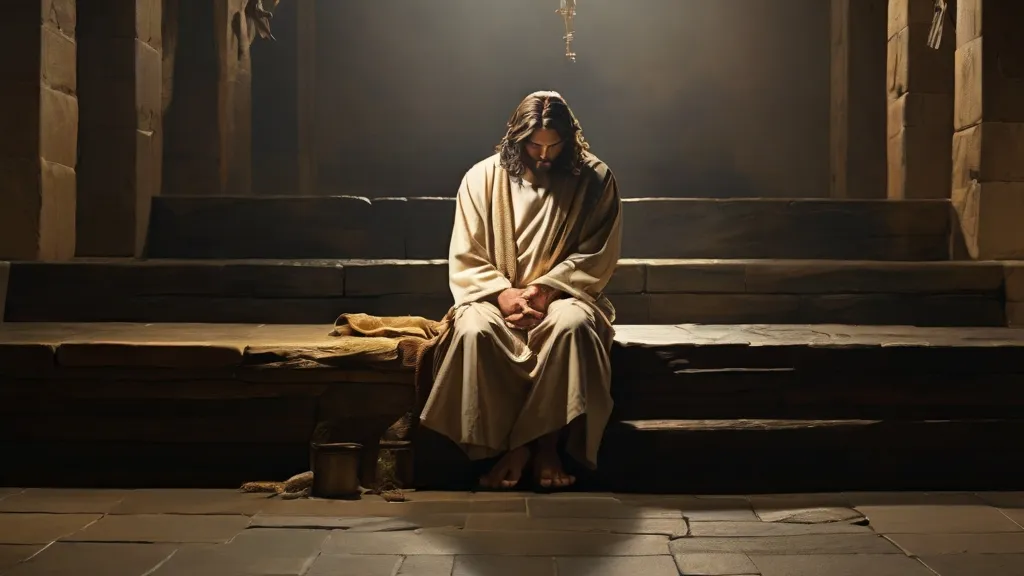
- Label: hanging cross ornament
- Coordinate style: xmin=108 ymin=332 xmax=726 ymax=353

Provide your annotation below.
xmin=557 ymin=0 xmax=577 ymax=62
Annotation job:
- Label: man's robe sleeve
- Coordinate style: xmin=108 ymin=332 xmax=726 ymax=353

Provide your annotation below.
xmin=449 ymin=173 xmax=513 ymax=306
xmin=530 ymin=169 xmax=623 ymax=305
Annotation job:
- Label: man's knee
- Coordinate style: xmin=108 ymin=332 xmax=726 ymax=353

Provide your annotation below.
xmin=546 ymin=298 xmax=595 ymax=336
xmin=452 ymin=302 xmax=503 ymax=341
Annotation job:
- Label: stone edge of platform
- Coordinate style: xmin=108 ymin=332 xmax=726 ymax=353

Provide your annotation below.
xmin=0 ymin=260 xmax=8 ymax=323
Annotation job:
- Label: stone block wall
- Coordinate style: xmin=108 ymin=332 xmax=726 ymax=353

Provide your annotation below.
xmin=76 ymin=0 xmax=163 ymax=257
xmin=312 ymin=0 xmax=831 ymax=199
xmin=0 ymin=1 xmax=78 ymax=260
xmin=886 ymin=0 xmax=955 ymax=199
xmin=952 ymin=0 xmax=1024 ymax=258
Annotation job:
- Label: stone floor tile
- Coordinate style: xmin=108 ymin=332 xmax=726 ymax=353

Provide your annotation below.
xmin=401 ymin=490 xmax=529 ymax=502
xmin=346 ymin=515 xmax=468 ymax=532
xmin=688 ymin=521 xmax=871 ymax=538
xmin=396 ymin=555 xmax=455 ymax=575
xmin=684 ymin=510 xmax=760 ymax=522
xmin=4 ymin=543 xmax=179 ymax=576
xmin=669 ymin=534 xmax=902 ymax=555
xmin=453 ymin=555 xmax=556 ymax=576
xmin=921 ymin=553 xmax=1024 ymax=576
xmin=64 ymin=514 xmax=251 ymax=543
xmin=844 ymin=492 xmax=985 ymax=506
xmin=324 ymin=528 xmax=670 ymax=556
xmin=249 ymin=514 xmax=465 ymax=531
xmin=0 ymin=489 xmax=127 ymax=513
xmin=1002 ymin=508 xmax=1024 ymax=528
xmin=0 ymin=513 xmax=101 ymax=544
xmin=259 ymin=496 xmax=523 ymax=518
xmin=306 ymin=554 xmax=402 ymax=576
xmin=406 ymin=500 xmax=526 ymax=515
xmin=748 ymin=493 xmax=852 ymax=511
xmin=248 ymin=498 xmax=379 ymax=518
xmin=976 ymin=491 xmax=1024 ymax=508
xmin=537 ymin=492 xmax=619 ymax=498
xmin=149 ymin=528 xmax=329 ymax=576
xmin=249 ymin=515 xmax=387 ymax=530
xmin=110 ymin=489 xmax=268 ymax=515
xmin=556 ymin=555 xmax=680 ymax=576
xmin=526 ymin=497 xmax=683 ymax=519
xmin=750 ymin=554 xmax=935 ymax=576
xmin=749 ymin=494 xmax=861 ymax=526
xmin=672 ymin=552 xmax=758 ymax=575
xmin=886 ymin=532 xmax=1024 ymax=555
xmin=857 ymin=504 xmax=1022 ymax=533
xmin=464 ymin=512 xmax=687 ymax=537
xmin=222 ymin=527 xmax=330 ymax=552
xmin=0 ymin=545 xmax=43 ymax=571
xmin=757 ymin=507 xmax=865 ymax=524
xmin=618 ymin=496 xmax=758 ymax=522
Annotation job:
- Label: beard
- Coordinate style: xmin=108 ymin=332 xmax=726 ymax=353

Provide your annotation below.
xmin=533 ymin=159 xmax=554 ymax=173
xmin=530 ymin=152 xmax=565 ymax=173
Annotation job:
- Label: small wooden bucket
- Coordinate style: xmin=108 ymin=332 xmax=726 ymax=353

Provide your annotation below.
xmin=311 ymin=442 xmax=362 ymax=499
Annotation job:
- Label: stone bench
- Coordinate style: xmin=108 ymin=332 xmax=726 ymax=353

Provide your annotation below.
xmin=0 ymin=323 xmax=415 ymax=488
xmin=5 ymin=322 xmax=1024 ymax=492
xmin=3 ymin=258 xmax=1016 ymax=326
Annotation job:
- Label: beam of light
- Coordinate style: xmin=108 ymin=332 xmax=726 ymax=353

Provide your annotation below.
xmin=557 ymin=0 xmax=577 ymax=62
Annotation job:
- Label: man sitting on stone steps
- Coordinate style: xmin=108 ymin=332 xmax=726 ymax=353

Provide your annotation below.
xmin=419 ymin=91 xmax=623 ymax=490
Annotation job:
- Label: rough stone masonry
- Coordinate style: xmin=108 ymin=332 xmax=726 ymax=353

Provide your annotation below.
xmin=0 ymin=0 xmax=79 ymax=261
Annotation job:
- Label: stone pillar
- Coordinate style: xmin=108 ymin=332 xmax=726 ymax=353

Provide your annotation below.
xmin=952 ymin=0 xmax=1024 ymax=259
xmin=251 ymin=1 xmax=308 ymax=196
xmin=296 ymin=0 xmax=318 ymax=196
xmin=162 ymin=0 xmax=251 ymax=197
xmin=215 ymin=0 xmax=252 ymax=196
xmin=830 ymin=0 xmax=888 ymax=199
xmin=76 ymin=0 xmax=162 ymax=257
xmin=0 ymin=1 xmax=78 ymax=261
xmin=886 ymin=0 xmax=956 ymax=199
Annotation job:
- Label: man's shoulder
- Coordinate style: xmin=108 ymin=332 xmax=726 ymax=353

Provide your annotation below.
xmin=464 ymin=153 xmax=502 ymax=180
xmin=579 ymin=152 xmax=613 ymax=181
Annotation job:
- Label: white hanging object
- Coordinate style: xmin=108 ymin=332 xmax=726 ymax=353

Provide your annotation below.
xmin=927 ymin=0 xmax=952 ymax=50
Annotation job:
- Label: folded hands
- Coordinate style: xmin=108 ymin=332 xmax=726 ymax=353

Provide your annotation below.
xmin=497 ymin=284 xmax=561 ymax=330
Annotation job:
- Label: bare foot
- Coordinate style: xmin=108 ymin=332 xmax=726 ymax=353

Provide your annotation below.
xmin=479 ymin=445 xmax=531 ymax=489
xmin=533 ymin=442 xmax=576 ymax=490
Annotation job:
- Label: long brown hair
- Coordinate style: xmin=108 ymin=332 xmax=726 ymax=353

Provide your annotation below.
xmin=496 ymin=91 xmax=590 ymax=182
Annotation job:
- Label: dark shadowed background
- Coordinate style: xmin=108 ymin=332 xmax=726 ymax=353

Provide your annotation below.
xmin=253 ymin=0 xmax=830 ymax=199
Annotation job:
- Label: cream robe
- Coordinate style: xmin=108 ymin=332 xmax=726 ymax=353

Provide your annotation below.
xmin=420 ymin=152 xmax=622 ymax=469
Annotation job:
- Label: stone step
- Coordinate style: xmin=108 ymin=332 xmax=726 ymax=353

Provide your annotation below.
xmin=610 ymin=324 xmax=1024 ymax=421
xmin=3 ymin=322 xmax=1023 ymax=491
xmin=597 ymin=418 xmax=1024 ymax=493
xmin=146 ymin=196 xmax=954 ymax=260
xmin=1 ymin=258 xmax=1011 ymax=326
